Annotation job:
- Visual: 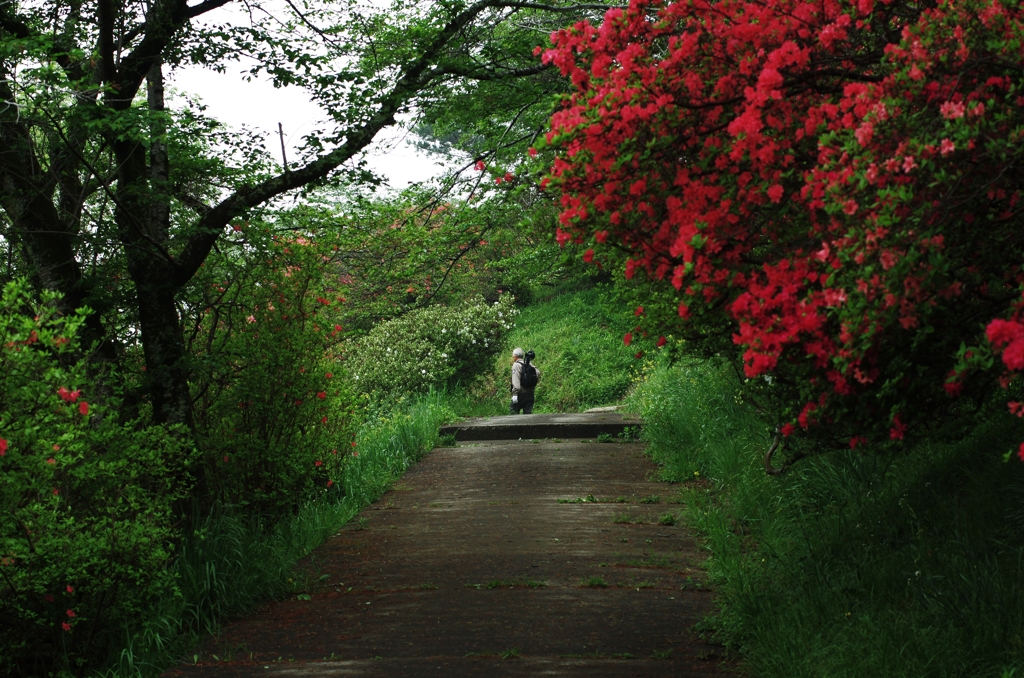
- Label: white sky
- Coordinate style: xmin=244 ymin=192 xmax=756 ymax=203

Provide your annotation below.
xmin=170 ymin=66 xmax=447 ymax=188
xmin=169 ymin=0 xmax=448 ymax=189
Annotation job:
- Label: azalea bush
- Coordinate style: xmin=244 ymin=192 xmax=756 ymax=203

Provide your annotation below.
xmin=540 ymin=0 xmax=1024 ymax=459
xmin=347 ymin=293 xmax=518 ymax=397
xmin=0 ymin=280 xmax=194 ymax=675
xmin=184 ymin=222 xmax=363 ymax=516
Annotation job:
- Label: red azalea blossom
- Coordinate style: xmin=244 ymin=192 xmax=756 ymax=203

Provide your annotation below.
xmin=315 ymin=460 xmax=323 ymax=467
xmin=317 ymin=391 xmax=327 ymax=399
xmin=62 ymin=622 xmax=71 ymax=632
xmin=623 ymin=332 xmax=633 ymax=346
xmin=66 ymin=609 xmax=75 ymax=618
xmin=78 ymin=401 xmax=88 ymax=416
xmin=541 ymin=0 xmax=1024 ymax=452
xmin=325 ymin=372 xmax=333 ymax=378
xmin=46 ymin=458 xmax=55 ymax=465
xmin=66 ymin=585 xmax=73 ymax=593
xmin=0 ymin=438 xmax=6 ymax=456
xmin=656 ymin=336 xmax=667 ymax=347
xmin=635 ymin=351 xmax=644 ymax=359
xmin=327 ymin=480 xmax=334 ymax=488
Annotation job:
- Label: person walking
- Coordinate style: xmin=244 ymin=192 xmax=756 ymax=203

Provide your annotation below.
xmin=510 ymin=347 xmax=540 ymax=414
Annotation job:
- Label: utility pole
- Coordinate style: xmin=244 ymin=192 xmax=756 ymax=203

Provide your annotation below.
xmin=278 ymin=122 xmax=289 ymax=172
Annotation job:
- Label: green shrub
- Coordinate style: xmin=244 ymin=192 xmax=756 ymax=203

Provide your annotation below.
xmin=184 ymin=226 xmax=362 ymax=517
xmin=0 ymin=280 xmax=195 ymax=676
xmin=347 ymin=294 xmax=517 ymax=398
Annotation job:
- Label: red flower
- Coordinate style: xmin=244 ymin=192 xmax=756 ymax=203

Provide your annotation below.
xmin=321 ymin=416 xmax=328 ymax=424
xmin=634 ymin=306 xmax=644 ymax=316
xmin=317 ymin=391 xmax=327 ymax=399
xmin=474 ymin=160 xmax=486 ymax=171
xmin=46 ymin=457 xmax=55 ymax=465
xmin=780 ymin=423 xmax=796 ymax=437
xmin=634 ymin=351 xmax=644 ymax=359
xmin=66 ymin=585 xmax=73 ymax=593
xmin=582 ymin=249 xmax=595 ymax=263
xmin=66 ymin=609 xmax=75 ymax=618
xmin=656 ymin=336 xmax=667 ymax=347
xmin=315 ymin=460 xmax=323 ymax=467
xmin=0 ymin=438 xmax=6 ymax=456
xmin=623 ymin=332 xmax=633 ymax=346
xmin=325 ymin=372 xmax=333 ymax=378
xmin=78 ymin=401 xmax=89 ymax=416
xmin=327 ymin=480 xmax=334 ymax=488
xmin=62 ymin=622 xmax=71 ymax=632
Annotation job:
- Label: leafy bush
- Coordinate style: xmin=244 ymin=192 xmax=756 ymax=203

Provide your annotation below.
xmin=628 ymin=358 xmax=1024 ymax=676
xmin=184 ymin=225 xmax=362 ymax=516
xmin=0 ymin=280 xmax=194 ymax=676
xmin=347 ymin=294 xmax=517 ymax=397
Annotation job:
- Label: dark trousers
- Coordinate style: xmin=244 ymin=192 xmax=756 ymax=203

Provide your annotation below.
xmin=510 ymin=391 xmax=535 ymax=414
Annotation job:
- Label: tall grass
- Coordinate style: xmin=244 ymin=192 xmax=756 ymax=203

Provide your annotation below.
xmin=99 ymin=391 xmax=455 ymax=678
xmin=629 ymin=358 xmax=1024 ymax=677
xmin=462 ymin=285 xmax=643 ymax=414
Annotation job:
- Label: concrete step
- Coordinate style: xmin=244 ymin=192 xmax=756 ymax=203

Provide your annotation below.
xmin=439 ymin=412 xmax=642 ymax=441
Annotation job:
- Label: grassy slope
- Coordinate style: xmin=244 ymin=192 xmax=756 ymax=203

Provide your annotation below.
xmin=628 ymin=358 xmax=1024 ymax=677
xmin=455 ymin=285 xmax=645 ymax=416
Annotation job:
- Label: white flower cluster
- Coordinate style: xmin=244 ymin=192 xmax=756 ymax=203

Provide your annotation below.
xmin=348 ymin=294 xmax=518 ymax=396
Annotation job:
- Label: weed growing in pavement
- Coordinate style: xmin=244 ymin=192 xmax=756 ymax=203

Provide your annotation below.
xmin=658 ymin=513 xmax=677 ymax=526
xmin=596 ymin=432 xmax=614 ymax=443
xmin=466 ymin=578 xmax=547 ymax=590
xmin=621 ymin=557 xmax=672 ymax=569
xmin=579 ymin=576 xmax=609 ymax=588
xmin=613 ymin=512 xmax=644 ymax=524
xmin=500 ymin=648 xmax=521 ymax=659
xmin=558 ymin=494 xmax=598 ymax=503
xmin=652 ymin=649 xmax=672 ymax=660
xmin=638 ymin=494 xmax=660 ymax=504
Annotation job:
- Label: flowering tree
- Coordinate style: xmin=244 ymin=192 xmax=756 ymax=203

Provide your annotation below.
xmin=540 ymin=0 xmax=1024 ymax=461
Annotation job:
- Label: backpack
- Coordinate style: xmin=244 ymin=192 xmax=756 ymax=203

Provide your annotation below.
xmin=520 ymin=358 xmax=539 ymax=390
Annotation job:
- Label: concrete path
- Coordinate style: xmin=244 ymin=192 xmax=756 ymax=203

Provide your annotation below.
xmin=164 ymin=415 xmax=730 ymax=677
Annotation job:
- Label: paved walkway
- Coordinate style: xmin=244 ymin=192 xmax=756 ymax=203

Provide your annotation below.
xmin=164 ymin=415 xmax=730 ymax=677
